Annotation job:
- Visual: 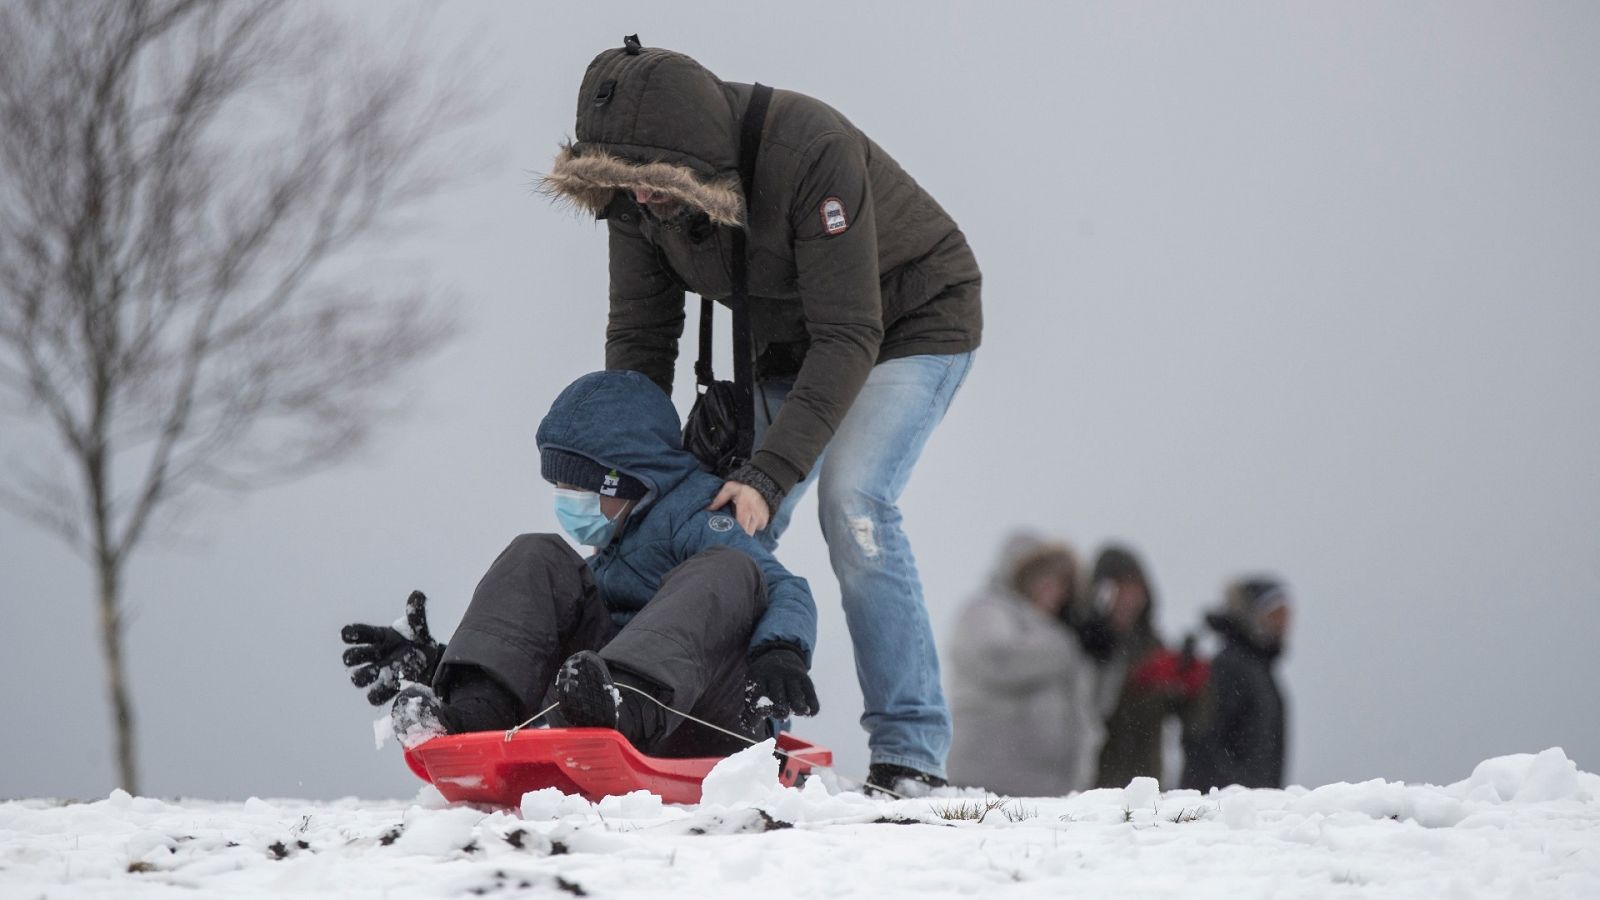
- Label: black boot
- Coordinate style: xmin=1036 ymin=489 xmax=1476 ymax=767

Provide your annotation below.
xmin=439 ymin=671 xmax=521 ymax=733
xmin=865 ymin=763 xmax=948 ymax=798
xmin=555 ymin=651 xmax=668 ymax=749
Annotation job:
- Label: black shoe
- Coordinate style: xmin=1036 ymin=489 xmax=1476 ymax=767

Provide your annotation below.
xmin=865 ymin=763 xmax=948 ymax=798
xmin=555 ymin=650 xmax=621 ymax=730
xmin=555 ymin=651 xmax=669 ymax=749
xmin=390 ymin=683 xmax=459 ymax=748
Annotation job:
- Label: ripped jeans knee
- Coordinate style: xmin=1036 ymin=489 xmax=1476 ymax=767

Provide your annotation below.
xmin=845 ymin=514 xmax=881 ymax=559
xmin=819 ymin=494 xmax=906 ymax=568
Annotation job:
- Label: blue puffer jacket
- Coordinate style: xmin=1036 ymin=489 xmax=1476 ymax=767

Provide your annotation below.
xmin=535 ymin=370 xmax=817 ymax=662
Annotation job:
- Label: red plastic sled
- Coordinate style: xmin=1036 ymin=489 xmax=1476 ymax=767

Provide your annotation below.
xmin=404 ymin=728 xmax=832 ymax=807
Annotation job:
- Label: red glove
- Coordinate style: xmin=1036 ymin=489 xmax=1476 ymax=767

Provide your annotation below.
xmin=1131 ymin=648 xmax=1209 ymax=700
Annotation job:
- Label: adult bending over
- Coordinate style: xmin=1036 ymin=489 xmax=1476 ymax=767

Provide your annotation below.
xmin=539 ymin=37 xmax=981 ymax=794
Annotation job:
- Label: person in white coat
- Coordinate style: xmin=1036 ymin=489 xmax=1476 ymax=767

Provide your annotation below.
xmin=945 ymin=533 xmax=1108 ymax=796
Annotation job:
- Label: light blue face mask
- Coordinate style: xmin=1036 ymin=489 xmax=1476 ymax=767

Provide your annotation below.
xmin=553 ymin=487 xmax=626 ymax=547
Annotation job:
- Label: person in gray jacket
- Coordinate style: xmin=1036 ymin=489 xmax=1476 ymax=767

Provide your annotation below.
xmin=946 ymin=534 xmax=1107 ymax=797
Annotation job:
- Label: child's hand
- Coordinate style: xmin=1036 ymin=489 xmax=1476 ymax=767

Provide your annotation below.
xmin=744 ymin=643 xmax=819 ymax=719
xmin=340 ymin=590 xmax=445 ymax=706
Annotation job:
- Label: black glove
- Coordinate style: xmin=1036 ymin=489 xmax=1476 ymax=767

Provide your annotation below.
xmin=744 ymin=643 xmax=818 ymax=719
xmin=340 ymin=590 xmax=445 ymax=706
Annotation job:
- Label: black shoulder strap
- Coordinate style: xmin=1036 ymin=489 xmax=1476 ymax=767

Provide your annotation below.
xmin=694 ymin=83 xmax=773 ymax=463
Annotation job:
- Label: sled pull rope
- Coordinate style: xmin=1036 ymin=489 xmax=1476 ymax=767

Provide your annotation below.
xmin=615 ymin=683 xmax=911 ymax=801
xmin=503 ymin=701 xmax=561 ymax=742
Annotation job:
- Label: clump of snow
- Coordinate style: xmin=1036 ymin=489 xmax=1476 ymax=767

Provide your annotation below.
xmin=1220 ymin=791 xmax=1258 ymax=829
xmin=1452 ymin=748 xmax=1591 ymax=804
xmin=1123 ymin=776 xmax=1160 ymax=811
xmin=125 ymin=829 xmax=173 ymax=861
xmin=242 ymin=797 xmax=278 ymax=815
xmin=1293 ymin=779 xmax=1468 ymax=828
xmin=413 ymin=784 xmax=449 ymax=810
xmin=694 ymin=743 xmax=904 ymax=825
xmin=699 ymin=739 xmax=782 ymax=807
xmin=373 ymin=713 xmax=393 ymax=750
xmin=392 ymin=806 xmax=488 ymax=855
xmin=1058 ymin=787 xmax=1127 ymax=823
xmin=597 ymin=790 xmax=665 ymax=820
xmin=520 ymin=787 xmax=593 ymax=820
xmin=763 ymin=770 xmax=881 ymax=823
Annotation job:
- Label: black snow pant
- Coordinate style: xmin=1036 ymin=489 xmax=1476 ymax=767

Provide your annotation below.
xmin=433 ymin=533 xmax=768 ymax=757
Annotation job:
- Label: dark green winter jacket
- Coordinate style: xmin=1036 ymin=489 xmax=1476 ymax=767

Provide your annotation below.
xmin=540 ymin=42 xmax=982 ymax=494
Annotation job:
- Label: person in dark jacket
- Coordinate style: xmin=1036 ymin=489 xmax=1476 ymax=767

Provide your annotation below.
xmin=1180 ymin=578 xmax=1292 ymax=791
xmin=340 ymin=370 xmax=819 ymax=757
xmin=539 ymin=37 xmax=981 ymax=794
xmin=1090 ymin=545 xmax=1209 ymax=789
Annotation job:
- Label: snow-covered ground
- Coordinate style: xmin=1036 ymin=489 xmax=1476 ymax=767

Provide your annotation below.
xmin=4 ymin=745 xmax=1597 ymax=898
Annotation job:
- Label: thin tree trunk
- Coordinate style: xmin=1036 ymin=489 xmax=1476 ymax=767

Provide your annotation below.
xmin=96 ymin=554 xmax=139 ymax=795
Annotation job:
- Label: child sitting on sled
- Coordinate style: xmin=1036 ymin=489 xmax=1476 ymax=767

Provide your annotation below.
xmin=339 ymin=370 xmax=819 ymax=757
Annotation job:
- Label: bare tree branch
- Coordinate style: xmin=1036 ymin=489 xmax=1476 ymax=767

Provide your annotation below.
xmin=0 ymin=465 xmax=86 ymax=552
xmin=0 ymin=0 xmax=473 ymax=793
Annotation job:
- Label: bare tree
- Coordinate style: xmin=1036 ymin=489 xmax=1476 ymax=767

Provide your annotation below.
xmin=0 ymin=0 xmax=468 ymax=794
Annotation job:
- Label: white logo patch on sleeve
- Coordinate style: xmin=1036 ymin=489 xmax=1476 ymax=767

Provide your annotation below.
xmin=820 ymin=197 xmax=849 ymax=235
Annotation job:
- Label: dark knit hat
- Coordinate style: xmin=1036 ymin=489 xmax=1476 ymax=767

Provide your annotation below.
xmin=1225 ymin=577 xmax=1291 ymax=621
xmin=1091 ymin=545 xmax=1149 ymax=590
xmin=540 ymin=448 xmax=647 ymax=499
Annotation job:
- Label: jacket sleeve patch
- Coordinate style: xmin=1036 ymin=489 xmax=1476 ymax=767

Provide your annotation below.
xmin=820 ymin=197 xmax=849 ymax=235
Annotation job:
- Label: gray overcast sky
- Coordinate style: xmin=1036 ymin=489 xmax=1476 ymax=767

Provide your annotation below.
xmin=3 ymin=1 xmax=1597 ymax=801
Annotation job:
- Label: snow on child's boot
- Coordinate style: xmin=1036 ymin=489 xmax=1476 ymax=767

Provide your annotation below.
xmin=555 ymin=650 xmax=668 ymax=749
xmin=390 ymin=674 xmax=520 ymax=746
xmin=389 ymin=684 xmax=459 ymax=748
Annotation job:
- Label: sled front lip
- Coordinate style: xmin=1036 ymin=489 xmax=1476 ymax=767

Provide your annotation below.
xmin=404 ymin=727 xmax=832 ymax=807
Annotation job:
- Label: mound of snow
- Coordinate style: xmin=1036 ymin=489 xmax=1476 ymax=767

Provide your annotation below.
xmin=392 ymin=806 xmax=488 ymax=855
xmin=597 ymin=790 xmax=666 ymax=820
xmin=1451 ymin=748 xmax=1592 ymax=803
xmin=700 ymin=739 xmax=782 ymax=807
xmin=520 ymin=787 xmax=593 ymax=820
xmin=1122 ymin=776 xmax=1160 ymax=811
xmin=1293 ymin=779 xmax=1467 ymax=828
xmin=763 ymin=771 xmax=881 ymax=823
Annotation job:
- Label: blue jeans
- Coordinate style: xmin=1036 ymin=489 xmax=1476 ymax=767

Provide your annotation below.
xmin=754 ymin=351 xmax=975 ymax=777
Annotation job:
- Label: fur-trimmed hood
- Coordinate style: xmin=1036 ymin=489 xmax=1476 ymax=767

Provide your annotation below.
xmin=539 ymin=43 xmax=746 ymax=226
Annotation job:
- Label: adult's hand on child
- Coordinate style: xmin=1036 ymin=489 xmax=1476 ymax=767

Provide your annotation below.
xmin=709 ymin=480 xmax=769 ymax=535
xmin=340 ymin=590 xmax=445 ymax=706
xmin=709 ymin=464 xmax=785 ymax=536
xmin=744 ymin=643 xmax=818 ymax=719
